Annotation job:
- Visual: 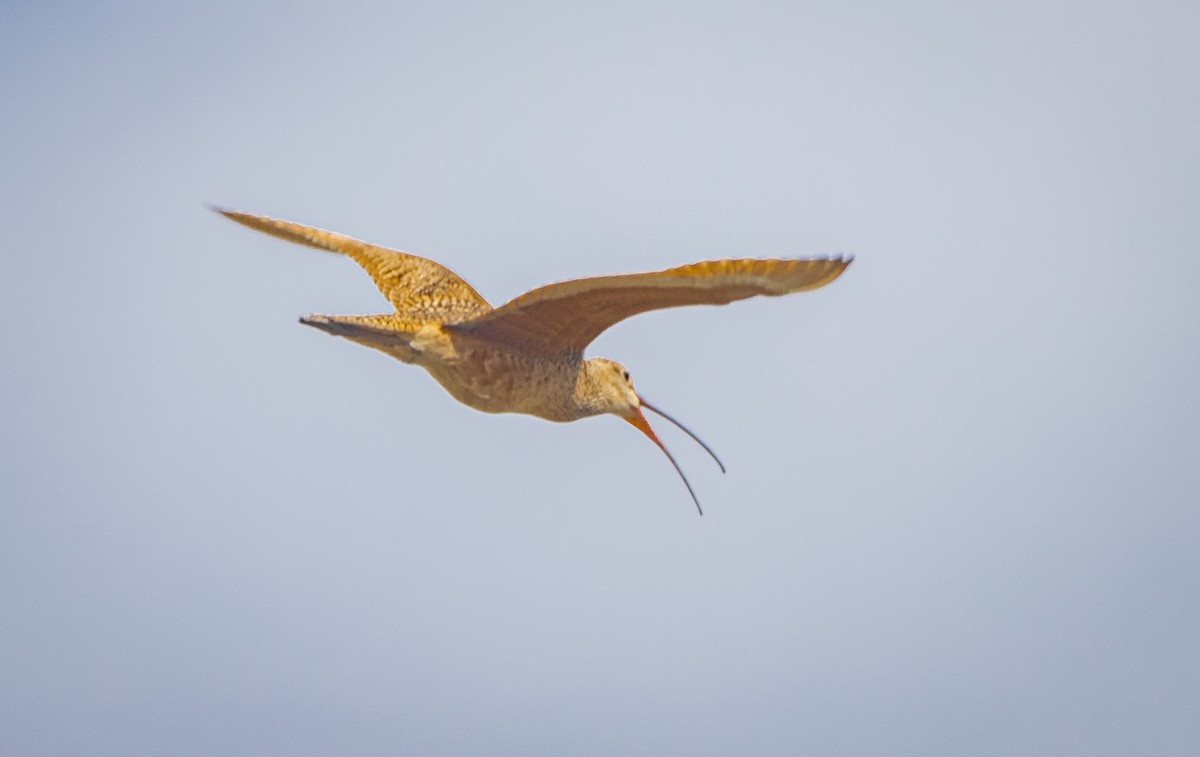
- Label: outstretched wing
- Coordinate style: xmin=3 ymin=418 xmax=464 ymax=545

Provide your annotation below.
xmin=215 ymin=208 xmax=493 ymax=326
xmin=452 ymin=257 xmax=851 ymax=354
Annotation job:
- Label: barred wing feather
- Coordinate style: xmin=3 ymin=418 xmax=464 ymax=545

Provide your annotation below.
xmin=215 ymin=208 xmax=492 ymax=327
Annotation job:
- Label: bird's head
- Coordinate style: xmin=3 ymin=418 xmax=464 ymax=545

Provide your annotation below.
xmin=586 ymin=358 xmax=642 ymax=416
xmin=585 ymin=358 xmax=725 ymax=515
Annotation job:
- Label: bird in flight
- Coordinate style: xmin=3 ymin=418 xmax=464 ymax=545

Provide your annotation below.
xmin=215 ymin=208 xmax=851 ymax=514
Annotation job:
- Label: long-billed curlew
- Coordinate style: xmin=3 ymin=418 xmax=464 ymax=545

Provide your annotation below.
xmin=215 ymin=208 xmax=851 ymax=514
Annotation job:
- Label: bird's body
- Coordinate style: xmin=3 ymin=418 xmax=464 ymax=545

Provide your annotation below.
xmin=216 ymin=208 xmax=851 ymax=512
xmin=380 ymin=322 xmax=588 ymax=421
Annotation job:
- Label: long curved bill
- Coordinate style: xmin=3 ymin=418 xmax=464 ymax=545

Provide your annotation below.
xmin=625 ymin=398 xmax=725 ymax=516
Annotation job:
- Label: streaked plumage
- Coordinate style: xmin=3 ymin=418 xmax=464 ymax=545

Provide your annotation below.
xmin=216 ymin=207 xmax=851 ymax=513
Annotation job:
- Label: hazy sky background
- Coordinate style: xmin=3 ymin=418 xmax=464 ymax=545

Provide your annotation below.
xmin=2 ymin=2 xmax=1198 ymax=755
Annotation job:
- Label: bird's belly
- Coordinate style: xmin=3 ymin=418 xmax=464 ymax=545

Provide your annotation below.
xmin=413 ymin=330 xmax=581 ymax=421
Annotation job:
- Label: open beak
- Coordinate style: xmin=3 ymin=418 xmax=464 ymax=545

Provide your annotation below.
xmin=624 ymin=398 xmax=725 ymax=516
xmin=626 ymin=406 xmax=666 ymax=452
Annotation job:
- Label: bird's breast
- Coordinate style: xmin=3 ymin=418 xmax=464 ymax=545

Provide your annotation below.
xmin=412 ymin=328 xmax=584 ymax=421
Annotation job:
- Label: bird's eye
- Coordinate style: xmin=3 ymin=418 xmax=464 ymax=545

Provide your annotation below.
xmin=623 ymin=370 xmax=630 ymax=381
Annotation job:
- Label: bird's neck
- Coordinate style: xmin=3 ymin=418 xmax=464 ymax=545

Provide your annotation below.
xmin=571 ymin=359 xmax=616 ymax=419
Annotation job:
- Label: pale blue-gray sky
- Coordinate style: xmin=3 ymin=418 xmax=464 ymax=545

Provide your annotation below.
xmin=2 ymin=2 xmax=1198 ymax=755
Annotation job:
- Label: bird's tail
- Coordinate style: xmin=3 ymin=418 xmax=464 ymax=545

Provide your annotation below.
xmin=300 ymin=314 xmax=420 ymax=364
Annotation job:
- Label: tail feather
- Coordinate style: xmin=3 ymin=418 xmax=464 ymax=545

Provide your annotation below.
xmin=300 ymin=314 xmax=419 ymax=364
